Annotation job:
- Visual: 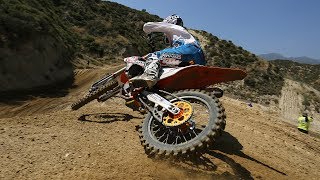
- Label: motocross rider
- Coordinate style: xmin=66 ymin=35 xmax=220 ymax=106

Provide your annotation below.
xmin=129 ymin=14 xmax=206 ymax=88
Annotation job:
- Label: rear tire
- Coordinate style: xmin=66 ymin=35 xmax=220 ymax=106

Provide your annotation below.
xmin=138 ymin=89 xmax=226 ymax=157
xmin=71 ymin=80 xmax=118 ymax=110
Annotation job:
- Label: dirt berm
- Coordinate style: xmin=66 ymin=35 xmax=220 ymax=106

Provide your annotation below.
xmin=1 ymin=65 xmax=319 ymax=180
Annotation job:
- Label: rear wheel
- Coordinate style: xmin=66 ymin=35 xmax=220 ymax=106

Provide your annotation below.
xmin=138 ymin=89 xmax=226 ymax=157
xmin=71 ymin=80 xmax=119 ymax=110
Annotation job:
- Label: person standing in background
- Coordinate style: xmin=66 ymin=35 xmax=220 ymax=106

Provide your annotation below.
xmin=297 ymin=112 xmax=313 ymax=134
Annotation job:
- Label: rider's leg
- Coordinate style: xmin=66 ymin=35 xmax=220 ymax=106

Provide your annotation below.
xmin=159 ymin=43 xmax=206 ymax=65
xmin=129 ymin=44 xmax=205 ymax=88
xmin=129 ymin=58 xmax=160 ymax=88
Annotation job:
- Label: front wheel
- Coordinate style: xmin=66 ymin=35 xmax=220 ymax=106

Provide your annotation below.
xmin=138 ymin=89 xmax=226 ymax=157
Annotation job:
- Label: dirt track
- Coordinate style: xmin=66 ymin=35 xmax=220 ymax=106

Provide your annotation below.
xmin=1 ymin=66 xmax=320 ymax=179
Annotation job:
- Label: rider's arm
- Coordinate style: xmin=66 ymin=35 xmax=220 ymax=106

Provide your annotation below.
xmin=143 ymin=22 xmax=186 ymax=34
xmin=310 ymin=117 xmax=313 ymax=122
xmin=143 ymin=22 xmax=195 ymax=44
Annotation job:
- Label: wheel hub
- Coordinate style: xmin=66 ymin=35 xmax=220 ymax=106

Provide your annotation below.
xmin=162 ymin=101 xmax=193 ymax=127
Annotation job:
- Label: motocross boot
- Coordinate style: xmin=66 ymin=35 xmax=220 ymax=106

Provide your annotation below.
xmin=129 ymin=59 xmax=160 ymax=88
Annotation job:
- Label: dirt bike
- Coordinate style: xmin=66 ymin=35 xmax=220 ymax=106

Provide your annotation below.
xmin=71 ymin=56 xmax=247 ymax=157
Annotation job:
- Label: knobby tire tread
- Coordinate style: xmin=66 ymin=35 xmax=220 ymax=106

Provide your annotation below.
xmin=138 ymin=89 xmax=226 ymax=157
xmin=71 ymin=80 xmax=118 ymax=110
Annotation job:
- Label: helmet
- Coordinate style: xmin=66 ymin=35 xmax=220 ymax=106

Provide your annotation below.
xmin=302 ymin=111 xmax=308 ymax=117
xmin=163 ymin=14 xmax=184 ymax=26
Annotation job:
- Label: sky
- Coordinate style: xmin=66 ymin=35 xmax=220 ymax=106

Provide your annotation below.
xmin=109 ymin=0 xmax=320 ymax=59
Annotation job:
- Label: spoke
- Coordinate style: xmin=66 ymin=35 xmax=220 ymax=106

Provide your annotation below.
xmin=188 ymin=132 xmax=195 ymax=139
xmin=192 ymin=129 xmax=198 ymax=136
xmin=174 ymin=136 xmax=179 ymax=145
xmin=154 ymin=128 xmax=161 ymax=134
xmin=154 ymin=122 xmax=162 ymax=129
xmin=149 ymin=96 xmax=212 ymax=146
xmin=186 ymin=132 xmax=192 ymax=140
xmin=151 ymin=123 xmax=157 ymax=129
xmin=163 ymin=133 xmax=169 ymax=144
xmin=167 ymin=129 xmax=174 ymax=144
xmin=182 ymin=134 xmax=188 ymax=142
xmin=157 ymin=131 xmax=166 ymax=141
xmin=159 ymin=128 xmax=170 ymax=141
xmin=178 ymin=129 xmax=188 ymax=142
xmin=151 ymin=123 xmax=161 ymax=134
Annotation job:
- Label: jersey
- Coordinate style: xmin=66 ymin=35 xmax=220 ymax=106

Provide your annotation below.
xmin=297 ymin=116 xmax=313 ymax=131
xmin=143 ymin=22 xmax=206 ymax=66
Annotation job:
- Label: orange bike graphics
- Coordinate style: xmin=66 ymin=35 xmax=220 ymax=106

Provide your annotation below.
xmin=156 ymin=65 xmax=247 ymax=91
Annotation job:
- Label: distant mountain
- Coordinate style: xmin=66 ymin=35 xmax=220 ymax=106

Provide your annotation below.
xmin=259 ymin=53 xmax=320 ymax=64
xmin=259 ymin=53 xmax=286 ymax=60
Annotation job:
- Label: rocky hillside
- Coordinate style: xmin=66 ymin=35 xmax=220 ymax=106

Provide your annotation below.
xmin=271 ymin=60 xmax=320 ymax=91
xmin=271 ymin=60 xmax=320 ymax=113
xmin=190 ymin=30 xmax=284 ymax=105
xmin=0 ymin=0 xmax=76 ymax=92
xmin=0 ymin=0 xmax=163 ymax=92
xmin=51 ymin=0 xmax=165 ymax=65
xmin=0 ymin=0 xmax=284 ymax=99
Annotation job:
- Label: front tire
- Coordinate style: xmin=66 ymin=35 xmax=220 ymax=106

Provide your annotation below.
xmin=138 ymin=89 xmax=226 ymax=157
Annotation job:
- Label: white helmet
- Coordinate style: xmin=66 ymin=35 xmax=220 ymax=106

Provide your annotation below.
xmin=163 ymin=14 xmax=184 ymax=26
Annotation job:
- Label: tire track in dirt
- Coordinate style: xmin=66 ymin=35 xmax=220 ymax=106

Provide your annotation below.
xmin=1 ymin=66 xmax=320 ymax=179
xmin=0 ymin=64 xmax=124 ymax=118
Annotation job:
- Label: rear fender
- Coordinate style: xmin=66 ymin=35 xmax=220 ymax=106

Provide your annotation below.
xmin=156 ymin=65 xmax=247 ymax=91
